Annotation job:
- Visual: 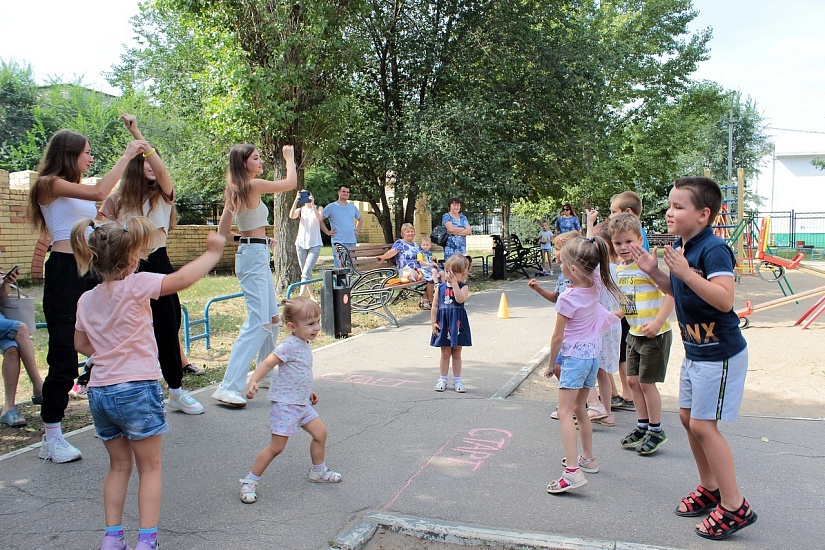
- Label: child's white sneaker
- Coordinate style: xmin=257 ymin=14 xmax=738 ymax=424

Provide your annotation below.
xmin=308 ymin=467 xmax=342 ymax=483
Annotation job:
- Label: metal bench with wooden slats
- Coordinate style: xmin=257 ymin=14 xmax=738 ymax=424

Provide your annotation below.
xmin=334 ymin=243 xmax=426 ymax=326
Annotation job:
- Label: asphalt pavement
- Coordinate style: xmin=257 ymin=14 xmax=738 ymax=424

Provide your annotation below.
xmin=1 ymin=278 xmax=822 ymax=549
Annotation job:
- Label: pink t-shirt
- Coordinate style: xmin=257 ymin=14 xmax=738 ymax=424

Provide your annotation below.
xmin=555 ymin=281 xmax=619 ymax=359
xmin=76 ymin=272 xmax=165 ymax=387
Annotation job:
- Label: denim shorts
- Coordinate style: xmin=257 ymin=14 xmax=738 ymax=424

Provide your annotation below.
xmin=88 ymin=381 xmax=168 ymax=441
xmin=0 ymin=316 xmax=20 ymax=351
xmin=558 ymin=356 xmax=599 ymax=390
xmin=269 ymin=402 xmax=319 ymax=437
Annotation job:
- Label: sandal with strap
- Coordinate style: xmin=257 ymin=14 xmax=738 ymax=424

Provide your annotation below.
xmin=239 ymin=477 xmax=258 ymax=504
xmin=0 ymin=409 xmax=27 ymax=427
xmin=696 ymin=499 xmax=757 ymax=540
xmin=308 ymin=467 xmax=342 ymax=483
xmin=675 ymin=484 xmax=721 ymax=517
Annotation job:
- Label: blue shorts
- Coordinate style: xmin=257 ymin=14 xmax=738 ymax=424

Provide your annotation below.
xmin=679 ymin=347 xmax=748 ymax=421
xmin=88 ymin=381 xmax=168 ymax=441
xmin=270 ymin=402 xmax=319 ymax=437
xmin=0 ymin=316 xmax=21 ymax=351
xmin=558 ymin=356 xmax=599 ymax=390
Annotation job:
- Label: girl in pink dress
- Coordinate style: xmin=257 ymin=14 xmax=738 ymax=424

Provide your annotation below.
xmin=545 ymin=236 xmax=622 ymax=494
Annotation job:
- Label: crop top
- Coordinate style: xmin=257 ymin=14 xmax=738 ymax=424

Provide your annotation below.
xmin=40 ymin=197 xmax=98 ymax=243
xmin=234 ymin=199 xmax=269 ymax=231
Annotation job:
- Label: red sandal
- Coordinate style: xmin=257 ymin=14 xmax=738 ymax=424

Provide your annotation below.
xmin=675 ymin=484 xmax=720 ymax=517
xmin=696 ymin=499 xmax=757 ymax=540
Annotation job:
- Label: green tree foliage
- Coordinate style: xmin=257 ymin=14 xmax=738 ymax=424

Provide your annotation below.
xmin=113 ymin=0 xmax=362 ymax=290
xmin=0 ymin=59 xmax=39 ymax=166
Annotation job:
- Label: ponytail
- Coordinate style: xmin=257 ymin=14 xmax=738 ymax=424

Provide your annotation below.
xmin=70 ymin=217 xmax=159 ymax=282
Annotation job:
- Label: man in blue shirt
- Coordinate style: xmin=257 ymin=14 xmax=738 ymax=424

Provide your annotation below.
xmin=323 ymin=185 xmax=363 ymax=267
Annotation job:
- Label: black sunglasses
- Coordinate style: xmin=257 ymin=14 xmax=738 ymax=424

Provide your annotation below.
xmin=562 ymin=207 xmax=571 ymax=211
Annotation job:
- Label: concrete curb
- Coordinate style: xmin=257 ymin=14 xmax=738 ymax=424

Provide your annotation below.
xmin=330 ymin=510 xmax=682 ymax=550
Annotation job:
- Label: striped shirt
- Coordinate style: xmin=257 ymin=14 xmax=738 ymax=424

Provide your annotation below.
xmin=616 ymin=262 xmax=671 ymax=336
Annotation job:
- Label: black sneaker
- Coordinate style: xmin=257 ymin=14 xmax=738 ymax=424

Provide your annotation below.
xmin=182 ymin=363 xmax=205 ymax=376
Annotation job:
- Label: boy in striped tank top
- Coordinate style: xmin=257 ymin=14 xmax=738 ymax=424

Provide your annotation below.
xmin=609 ymin=213 xmax=673 ymax=455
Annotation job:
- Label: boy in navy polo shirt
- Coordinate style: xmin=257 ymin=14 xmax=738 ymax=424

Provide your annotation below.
xmin=630 ymin=177 xmax=756 ymax=540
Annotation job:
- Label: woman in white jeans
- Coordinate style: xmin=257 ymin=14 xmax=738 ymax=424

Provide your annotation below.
xmin=289 ymin=190 xmax=330 ymax=301
xmin=212 ymin=144 xmax=297 ymax=407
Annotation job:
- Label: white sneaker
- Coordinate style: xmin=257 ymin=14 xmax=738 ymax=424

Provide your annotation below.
xmin=39 ymin=435 xmax=82 ymax=463
xmin=168 ymin=390 xmax=204 ymax=415
xmin=211 ymin=386 xmax=247 ymax=407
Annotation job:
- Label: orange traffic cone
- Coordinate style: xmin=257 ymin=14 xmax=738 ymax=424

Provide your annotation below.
xmin=497 ymin=293 xmax=510 ymax=319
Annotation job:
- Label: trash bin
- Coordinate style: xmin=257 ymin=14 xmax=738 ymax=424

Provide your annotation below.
xmin=491 ymin=235 xmax=507 ymax=280
xmin=321 ymin=268 xmax=351 ymax=338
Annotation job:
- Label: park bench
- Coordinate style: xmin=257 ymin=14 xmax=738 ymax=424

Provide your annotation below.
xmin=491 ymin=233 xmax=542 ymax=278
xmin=647 ymin=233 xmax=677 ymax=248
xmin=334 ymin=243 xmax=427 ymax=326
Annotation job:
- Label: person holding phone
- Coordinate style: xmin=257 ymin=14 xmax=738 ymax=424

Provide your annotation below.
xmin=0 ymin=266 xmax=44 ymax=427
xmin=289 ymin=190 xmax=331 ymax=302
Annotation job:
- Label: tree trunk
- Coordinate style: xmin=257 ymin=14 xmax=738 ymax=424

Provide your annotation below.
xmin=271 ymin=145 xmax=303 ymax=295
xmin=500 ymin=201 xmax=511 ymax=237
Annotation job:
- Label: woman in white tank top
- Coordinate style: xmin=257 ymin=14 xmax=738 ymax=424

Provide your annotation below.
xmin=98 ymin=113 xmax=204 ymax=415
xmin=27 ymin=124 xmax=147 ymax=463
xmin=211 ymin=144 xmax=297 ymax=407
xmin=289 ymin=191 xmax=330 ymax=301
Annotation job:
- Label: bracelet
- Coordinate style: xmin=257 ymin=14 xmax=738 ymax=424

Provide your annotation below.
xmin=143 ymin=148 xmax=156 ymax=158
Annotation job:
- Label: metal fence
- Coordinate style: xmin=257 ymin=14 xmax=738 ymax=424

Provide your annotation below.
xmin=756 ymin=211 xmax=825 ymax=248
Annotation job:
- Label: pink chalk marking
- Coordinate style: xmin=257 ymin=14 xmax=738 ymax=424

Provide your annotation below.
xmin=318 ymin=373 xmax=420 ymax=388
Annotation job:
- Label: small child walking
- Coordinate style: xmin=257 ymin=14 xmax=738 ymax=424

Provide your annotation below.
xmin=538 ymin=220 xmax=555 ymax=276
xmin=431 ymin=254 xmax=472 ymax=393
xmin=545 ymin=236 xmax=621 ymax=494
xmin=240 ymin=297 xmax=342 ymax=504
xmin=71 ymin=217 xmax=224 ymax=550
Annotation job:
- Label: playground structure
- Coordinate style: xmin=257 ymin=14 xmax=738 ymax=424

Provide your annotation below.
xmin=735 ymin=215 xmax=825 ymax=328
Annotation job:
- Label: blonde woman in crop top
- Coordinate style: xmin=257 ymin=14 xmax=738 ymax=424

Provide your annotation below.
xmin=27 ymin=125 xmax=148 ymax=463
xmin=99 ymin=113 xmax=205 ymax=416
xmin=212 ymin=143 xmax=297 ymax=407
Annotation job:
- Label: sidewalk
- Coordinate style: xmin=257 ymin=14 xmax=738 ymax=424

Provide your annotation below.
xmin=0 ymin=279 xmax=822 ymax=549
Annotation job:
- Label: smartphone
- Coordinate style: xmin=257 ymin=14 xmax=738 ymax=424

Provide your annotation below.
xmin=3 ymin=266 xmax=19 ymax=281
xmin=297 ymin=190 xmax=311 ymax=205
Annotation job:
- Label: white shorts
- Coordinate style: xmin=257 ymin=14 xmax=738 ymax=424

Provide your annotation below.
xmin=679 ymin=347 xmax=748 ymax=421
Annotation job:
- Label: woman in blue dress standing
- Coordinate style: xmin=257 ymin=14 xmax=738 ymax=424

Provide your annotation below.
xmin=441 ymin=198 xmax=472 ymax=259
xmin=554 ymin=203 xmax=582 ymax=236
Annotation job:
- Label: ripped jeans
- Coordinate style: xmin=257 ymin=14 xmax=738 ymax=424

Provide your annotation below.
xmin=220 ymin=243 xmax=280 ymax=393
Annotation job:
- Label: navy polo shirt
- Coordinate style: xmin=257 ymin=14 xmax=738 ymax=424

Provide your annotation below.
xmin=671 ymin=227 xmax=747 ymax=361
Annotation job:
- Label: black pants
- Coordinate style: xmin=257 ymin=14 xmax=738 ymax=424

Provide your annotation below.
xmin=139 ymin=247 xmax=183 ymax=390
xmin=40 ymin=253 xmax=98 ymax=424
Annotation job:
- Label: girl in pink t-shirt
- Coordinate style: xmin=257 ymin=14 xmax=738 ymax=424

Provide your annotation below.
xmin=71 ymin=217 xmax=224 ymax=550
xmin=545 ymin=236 xmax=622 ymax=495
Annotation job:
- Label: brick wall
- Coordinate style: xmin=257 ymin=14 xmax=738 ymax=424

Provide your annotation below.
xmin=1 ymin=169 xmax=491 ymax=278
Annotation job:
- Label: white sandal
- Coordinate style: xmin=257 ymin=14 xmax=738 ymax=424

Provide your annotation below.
xmin=308 ymin=467 xmax=342 ymax=483
xmin=239 ymin=477 xmax=258 ymax=503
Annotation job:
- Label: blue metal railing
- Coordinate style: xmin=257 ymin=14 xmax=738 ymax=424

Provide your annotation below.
xmin=181 ymin=292 xmax=244 ymax=354
xmin=284 ymin=277 xmax=323 ymax=300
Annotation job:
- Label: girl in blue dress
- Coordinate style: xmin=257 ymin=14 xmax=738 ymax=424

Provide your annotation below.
xmin=430 ymin=255 xmax=472 ymax=393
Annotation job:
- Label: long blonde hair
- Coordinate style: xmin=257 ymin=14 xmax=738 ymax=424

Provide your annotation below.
xmin=28 ymin=130 xmax=89 ymax=234
xmin=70 ymin=217 xmax=157 ymax=282
xmin=224 ymin=144 xmax=256 ymax=214
xmin=559 ymin=236 xmax=623 ymax=303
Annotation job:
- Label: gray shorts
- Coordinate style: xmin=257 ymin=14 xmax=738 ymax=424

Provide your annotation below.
xmin=626 ymin=331 xmax=672 ymax=383
xmin=679 ymin=347 xmax=748 ymax=421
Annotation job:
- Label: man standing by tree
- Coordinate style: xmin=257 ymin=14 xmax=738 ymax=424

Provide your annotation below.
xmin=324 ymin=185 xmax=363 ymax=267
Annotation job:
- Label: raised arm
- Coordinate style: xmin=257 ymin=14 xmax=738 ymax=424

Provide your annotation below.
xmin=121 ymin=112 xmax=174 ymax=200
xmin=51 ymin=140 xmax=148 ymax=202
xmin=250 ymin=145 xmax=297 ymax=195
xmin=161 ymin=232 xmax=225 ymax=296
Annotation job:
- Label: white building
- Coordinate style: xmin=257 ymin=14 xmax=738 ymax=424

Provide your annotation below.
xmin=753 ymin=129 xmax=825 ymax=213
